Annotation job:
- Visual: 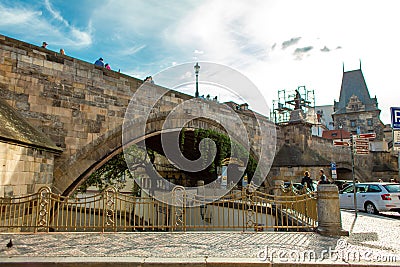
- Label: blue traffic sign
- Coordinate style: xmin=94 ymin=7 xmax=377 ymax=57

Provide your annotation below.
xmin=391 ymin=107 xmax=400 ymax=129
xmin=330 ymin=162 xmax=336 ymax=170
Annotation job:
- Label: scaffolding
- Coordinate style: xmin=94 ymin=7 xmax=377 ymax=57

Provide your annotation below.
xmin=270 ymin=86 xmax=316 ymax=124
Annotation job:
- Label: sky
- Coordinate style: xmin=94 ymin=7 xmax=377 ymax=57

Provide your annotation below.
xmin=0 ymin=0 xmax=399 ymax=124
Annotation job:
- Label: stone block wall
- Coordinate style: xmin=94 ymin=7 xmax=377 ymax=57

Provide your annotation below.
xmin=0 ymin=34 xmax=276 ymax=195
xmin=0 ymin=142 xmax=54 ymax=197
xmin=333 ymin=110 xmax=384 ymax=139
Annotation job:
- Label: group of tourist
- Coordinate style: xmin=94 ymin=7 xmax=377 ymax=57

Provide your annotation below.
xmin=94 ymin=57 xmax=111 ymax=70
xmin=41 ymin=41 xmax=65 ymax=56
xmin=144 ymin=76 xmax=154 ymax=84
xmin=300 ymin=169 xmax=329 ymax=191
xmin=41 ymin=41 xmax=116 ymax=72
xmin=200 ymin=94 xmax=218 ymax=102
xmin=38 ymin=40 xmax=192 ymax=86
xmin=42 ymin=40 xmax=153 ymax=84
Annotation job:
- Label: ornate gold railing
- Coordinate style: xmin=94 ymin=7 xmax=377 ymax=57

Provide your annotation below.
xmin=0 ymin=186 xmax=317 ymax=233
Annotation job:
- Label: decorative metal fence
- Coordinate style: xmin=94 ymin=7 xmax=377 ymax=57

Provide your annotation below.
xmin=0 ymin=186 xmax=317 ymax=233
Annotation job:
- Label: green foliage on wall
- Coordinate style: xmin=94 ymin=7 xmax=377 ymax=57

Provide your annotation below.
xmin=77 ymin=128 xmax=258 ymax=194
xmin=77 ymin=145 xmax=148 ymax=195
xmin=184 ymin=128 xmax=256 ymax=178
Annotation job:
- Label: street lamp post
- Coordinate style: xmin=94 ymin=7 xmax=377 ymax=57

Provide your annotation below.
xmin=194 ymin=62 xmax=200 ymax=98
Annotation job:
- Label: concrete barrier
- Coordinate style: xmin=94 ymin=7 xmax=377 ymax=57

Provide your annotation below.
xmin=317 ymin=184 xmax=349 ymax=236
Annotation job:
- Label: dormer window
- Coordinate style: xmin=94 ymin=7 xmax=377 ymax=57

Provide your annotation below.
xmin=346 ymin=95 xmax=365 ymax=112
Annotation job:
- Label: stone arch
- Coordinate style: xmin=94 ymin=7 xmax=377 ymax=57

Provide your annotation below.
xmin=335 ymin=161 xmax=367 ymax=181
xmin=53 ymin=115 xmax=263 ymax=196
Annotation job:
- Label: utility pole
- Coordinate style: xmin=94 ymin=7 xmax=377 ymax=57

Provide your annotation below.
xmin=350 ymin=134 xmax=357 ymax=218
xmin=398 ymin=151 xmax=400 ymax=181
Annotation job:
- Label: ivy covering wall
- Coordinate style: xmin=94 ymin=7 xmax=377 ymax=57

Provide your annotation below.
xmin=77 ymin=128 xmax=257 ymax=193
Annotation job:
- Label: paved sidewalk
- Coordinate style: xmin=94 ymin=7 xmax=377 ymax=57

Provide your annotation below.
xmin=0 ymin=211 xmax=398 ymax=266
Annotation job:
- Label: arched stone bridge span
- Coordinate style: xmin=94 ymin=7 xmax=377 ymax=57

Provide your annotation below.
xmin=0 ymin=35 xmax=275 ymax=196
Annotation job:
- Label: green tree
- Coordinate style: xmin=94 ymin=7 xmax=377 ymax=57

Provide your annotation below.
xmin=77 ymin=145 xmax=151 ymax=195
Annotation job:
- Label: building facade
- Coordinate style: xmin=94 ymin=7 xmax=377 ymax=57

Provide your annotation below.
xmin=332 ymin=67 xmax=384 ymax=139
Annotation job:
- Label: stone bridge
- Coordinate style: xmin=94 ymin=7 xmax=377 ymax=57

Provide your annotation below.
xmin=0 ymin=35 xmax=397 ymax=197
xmin=0 ymin=35 xmax=276 ymax=196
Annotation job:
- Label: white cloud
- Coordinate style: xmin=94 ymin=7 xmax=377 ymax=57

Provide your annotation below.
xmin=161 ymin=0 xmax=400 ymax=123
xmin=43 ymin=0 xmax=92 ymax=47
xmin=0 ymin=2 xmax=92 ymax=48
xmin=44 ymin=0 xmax=69 ymax=27
xmin=0 ymin=5 xmax=41 ymax=26
xmin=69 ymin=27 xmax=92 ymax=47
xmin=119 ymin=44 xmax=147 ymax=56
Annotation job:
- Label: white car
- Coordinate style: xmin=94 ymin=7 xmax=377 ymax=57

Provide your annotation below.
xmin=339 ymin=182 xmax=400 ymax=214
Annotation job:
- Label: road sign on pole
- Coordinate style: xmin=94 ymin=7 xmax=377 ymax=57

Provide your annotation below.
xmin=333 ymin=140 xmax=350 ymax=146
xmin=394 ymin=130 xmax=400 ymax=152
xmin=330 ymin=162 xmax=337 ymax=179
xmin=353 ymin=138 xmax=370 ymax=155
xmin=391 ymin=107 xmax=400 ymax=130
xmin=356 ymin=133 xmax=376 ymax=139
xmin=330 ymin=162 xmax=336 ymax=170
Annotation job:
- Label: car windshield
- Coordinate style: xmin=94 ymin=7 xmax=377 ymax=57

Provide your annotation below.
xmin=383 ymin=184 xmax=400 ymax=193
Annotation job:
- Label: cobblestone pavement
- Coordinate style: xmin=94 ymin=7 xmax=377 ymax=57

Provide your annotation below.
xmin=0 ymin=211 xmax=398 ymax=264
xmin=341 ymin=210 xmax=400 ymax=255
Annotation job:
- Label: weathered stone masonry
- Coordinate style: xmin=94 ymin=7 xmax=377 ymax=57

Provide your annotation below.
xmin=0 ymin=34 xmax=274 ymax=196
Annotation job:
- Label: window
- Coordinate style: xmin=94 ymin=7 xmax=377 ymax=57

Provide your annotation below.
xmin=356 ymin=185 xmax=367 ymax=193
xmin=342 ymin=185 xmax=354 ymax=193
xmin=350 ymin=120 xmax=356 ymax=127
xmin=367 ymin=118 xmax=373 ymax=126
xmin=331 ymin=133 xmax=337 ymax=137
xmin=367 ymin=185 xmax=381 ymax=193
xmin=384 ymin=184 xmax=400 ymax=193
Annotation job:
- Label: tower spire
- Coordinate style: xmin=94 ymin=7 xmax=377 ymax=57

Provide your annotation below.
xmin=359 ymin=59 xmax=362 ymax=70
xmin=342 ymin=62 xmax=344 ymax=73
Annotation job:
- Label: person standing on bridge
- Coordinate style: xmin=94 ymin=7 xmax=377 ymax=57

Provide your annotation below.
xmin=94 ymin=57 xmax=104 ymax=67
xmin=144 ymin=76 xmax=154 ymax=84
xmin=318 ymin=169 xmax=329 ymax=184
xmin=301 ymin=171 xmax=314 ymax=191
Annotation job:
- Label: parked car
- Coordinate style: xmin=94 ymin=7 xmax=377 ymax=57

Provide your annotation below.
xmin=339 ymin=182 xmax=400 ymax=214
xmin=332 ymin=180 xmax=354 ymax=191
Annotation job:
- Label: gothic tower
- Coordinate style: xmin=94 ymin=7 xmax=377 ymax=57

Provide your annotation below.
xmin=332 ymin=64 xmax=384 ymax=139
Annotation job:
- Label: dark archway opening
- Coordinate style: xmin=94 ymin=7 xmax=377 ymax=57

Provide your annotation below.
xmin=74 ymin=128 xmax=258 ymax=194
xmin=336 ymin=167 xmax=352 ymax=180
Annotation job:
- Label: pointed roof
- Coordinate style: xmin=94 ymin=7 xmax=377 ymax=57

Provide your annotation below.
xmin=0 ymin=98 xmax=63 ymax=153
xmin=333 ymin=69 xmax=379 ymax=115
